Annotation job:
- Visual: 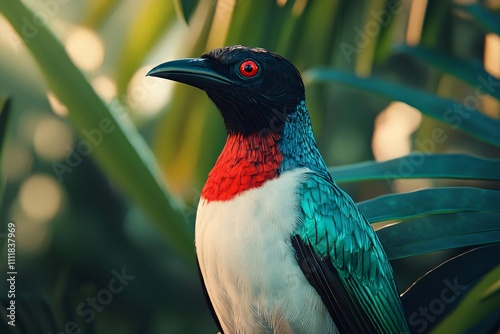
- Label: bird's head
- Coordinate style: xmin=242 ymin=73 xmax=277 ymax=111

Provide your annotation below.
xmin=147 ymin=45 xmax=305 ymax=136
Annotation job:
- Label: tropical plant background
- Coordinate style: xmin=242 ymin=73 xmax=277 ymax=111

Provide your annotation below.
xmin=0 ymin=0 xmax=499 ymax=333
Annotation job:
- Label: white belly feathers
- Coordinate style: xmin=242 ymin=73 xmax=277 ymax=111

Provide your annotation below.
xmin=195 ymin=168 xmax=337 ymax=334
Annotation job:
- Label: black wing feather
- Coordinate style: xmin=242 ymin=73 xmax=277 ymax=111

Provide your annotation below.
xmin=292 ymin=235 xmax=378 ymax=333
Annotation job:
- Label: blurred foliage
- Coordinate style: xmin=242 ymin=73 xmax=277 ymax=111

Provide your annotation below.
xmin=432 ymin=261 xmax=500 ymax=333
xmin=0 ymin=0 xmax=499 ymax=333
xmin=330 ymin=153 xmax=500 ymax=183
xmin=457 ymin=3 xmax=500 ymax=35
xmin=0 ymin=96 xmax=11 ymax=202
xmin=306 ymin=68 xmax=500 ymax=147
xmin=115 ymin=0 xmax=177 ymax=94
xmin=0 ymin=0 xmax=192 ymax=259
xmin=400 ymin=244 xmax=500 ymax=334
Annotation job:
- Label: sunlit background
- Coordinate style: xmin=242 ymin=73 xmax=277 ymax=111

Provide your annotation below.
xmin=0 ymin=0 xmax=499 ymax=333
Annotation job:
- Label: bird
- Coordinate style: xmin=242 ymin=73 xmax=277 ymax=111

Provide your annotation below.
xmin=147 ymin=45 xmax=410 ymax=334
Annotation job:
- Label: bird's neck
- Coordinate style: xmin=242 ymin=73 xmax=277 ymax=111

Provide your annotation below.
xmin=201 ymin=101 xmax=328 ymax=202
xmin=279 ymin=101 xmax=328 ymax=174
xmin=201 ymin=132 xmax=283 ymax=202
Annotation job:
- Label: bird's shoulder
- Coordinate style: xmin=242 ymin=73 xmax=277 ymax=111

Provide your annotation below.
xmin=294 ymin=170 xmax=391 ymax=286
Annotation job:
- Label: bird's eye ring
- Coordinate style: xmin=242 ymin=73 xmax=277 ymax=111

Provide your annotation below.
xmin=239 ymin=60 xmax=259 ymax=78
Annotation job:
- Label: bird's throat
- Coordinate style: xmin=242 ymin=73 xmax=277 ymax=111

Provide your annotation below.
xmin=201 ymin=132 xmax=283 ymax=202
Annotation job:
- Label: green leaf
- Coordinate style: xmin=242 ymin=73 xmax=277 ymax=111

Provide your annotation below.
xmin=330 ymin=154 xmax=500 ymax=183
xmin=359 ymin=187 xmax=500 ymax=223
xmin=372 ymin=1 xmax=400 ymax=65
xmin=397 ymin=45 xmax=500 ymax=101
xmin=173 ymin=0 xmax=200 ymax=23
xmin=82 ymin=0 xmax=122 ymax=28
xmin=455 ymin=3 xmax=500 ymax=35
xmin=431 ymin=263 xmax=500 ymax=333
xmin=115 ymin=0 xmax=177 ymax=94
xmin=0 ymin=0 xmax=192 ymax=258
xmin=305 ymin=69 xmax=500 ymax=148
xmin=401 ymin=244 xmax=500 ymax=333
xmin=376 ymin=212 xmax=500 ymax=260
xmin=0 ymin=95 xmax=11 ymax=203
xmin=481 ymin=274 xmax=500 ymax=303
xmin=0 ymin=95 xmax=11 ymax=155
xmin=226 ymin=0 xmax=285 ymax=47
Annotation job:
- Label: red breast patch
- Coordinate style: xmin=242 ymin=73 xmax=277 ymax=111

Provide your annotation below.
xmin=201 ymin=132 xmax=283 ymax=202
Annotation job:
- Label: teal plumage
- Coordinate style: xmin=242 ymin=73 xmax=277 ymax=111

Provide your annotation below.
xmin=279 ymin=101 xmax=328 ymax=174
xmin=279 ymin=101 xmax=408 ymax=333
xmin=296 ymin=173 xmax=408 ymax=333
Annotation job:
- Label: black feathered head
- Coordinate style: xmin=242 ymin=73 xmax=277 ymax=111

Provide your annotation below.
xmin=148 ymin=45 xmax=305 ymax=136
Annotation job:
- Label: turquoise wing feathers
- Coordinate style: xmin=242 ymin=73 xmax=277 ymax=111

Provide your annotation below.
xmin=293 ymin=171 xmax=410 ymax=333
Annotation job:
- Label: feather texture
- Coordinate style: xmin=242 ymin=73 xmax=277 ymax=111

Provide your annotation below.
xmin=196 ymin=169 xmax=338 ymax=333
xmin=279 ymin=102 xmax=409 ymax=333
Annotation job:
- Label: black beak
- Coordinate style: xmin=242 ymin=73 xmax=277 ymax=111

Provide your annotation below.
xmin=146 ymin=58 xmax=233 ymax=90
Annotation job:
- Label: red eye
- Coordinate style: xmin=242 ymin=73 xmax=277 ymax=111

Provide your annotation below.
xmin=239 ymin=60 xmax=259 ymax=77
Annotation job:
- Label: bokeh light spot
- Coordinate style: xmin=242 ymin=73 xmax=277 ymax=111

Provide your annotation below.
xmin=33 ymin=117 xmax=73 ymax=161
xmin=65 ymin=27 xmax=104 ymax=72
xmin=372 ymin=102 xmax=422 ymax=162
xmin=19 ymin=174 xmax=63 ymax=222
xmin=92 ymin=75 xmax=117 ymax=101
xmin=48 ymin=92 xmax=69 ymax=117
xmin=127 ymin=66 xmax=172 ymax=117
